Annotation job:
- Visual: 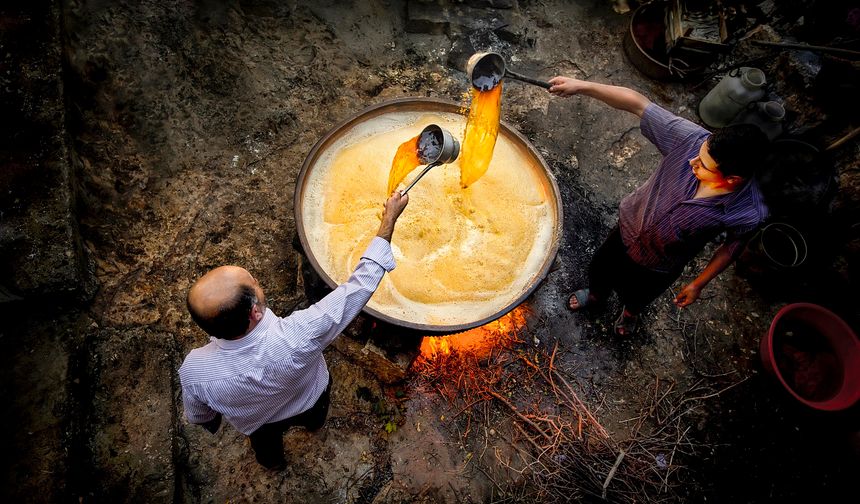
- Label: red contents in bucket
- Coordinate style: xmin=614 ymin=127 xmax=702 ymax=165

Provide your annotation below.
xmin=773 ymin=320 xmax=843 ymax=402
xmin=632 ymin=7 xmax=667 ymax=58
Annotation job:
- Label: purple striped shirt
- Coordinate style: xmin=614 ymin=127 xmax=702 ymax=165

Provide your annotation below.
xmin=178 ymin=237 xmax=395 ymax=435
xmin=619 ymin=103 xmax=768 ymax=273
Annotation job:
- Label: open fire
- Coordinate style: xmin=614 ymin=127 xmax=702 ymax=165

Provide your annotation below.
xmin=417 ymin=304 xmax=530 ymax=361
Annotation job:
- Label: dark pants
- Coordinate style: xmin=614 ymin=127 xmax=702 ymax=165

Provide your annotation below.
xmin=248 ymin=376 xmax=332 ymax=468
xmin=589 ymin=226 xmax=682 ymax=314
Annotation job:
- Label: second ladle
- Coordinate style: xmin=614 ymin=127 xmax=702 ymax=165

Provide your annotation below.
xmin=401 ymin=124 xmax=460 ymax=195
xmin=468 ymin=52 xmax=551 ymax=91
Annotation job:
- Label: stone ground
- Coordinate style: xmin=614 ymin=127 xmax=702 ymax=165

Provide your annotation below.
xmin=2 ymin=0 xmax=859 ymax=503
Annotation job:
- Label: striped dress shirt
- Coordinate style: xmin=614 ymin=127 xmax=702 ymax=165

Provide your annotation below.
xmin=618 ymin=103 xmax=768 ymax=273
xmin=178 ymin=236 xmax=395 ymax=435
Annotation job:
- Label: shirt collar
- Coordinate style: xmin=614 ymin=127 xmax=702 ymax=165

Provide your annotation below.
xmin=707 ymin=179 xmax=752 ymax=209
xmin=684 ymin=178 xmax=752 ymax=209
xmin=211 ymin=307 xmax=274 ymax=349
xmin=720 ymin=179 xmax=752 ymax=207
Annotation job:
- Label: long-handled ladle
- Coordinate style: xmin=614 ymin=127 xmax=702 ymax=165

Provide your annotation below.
xmin=467 ymin=51 xmax=551 ymax=91
xmin=401 ymin=125 xmax=460 ymax=195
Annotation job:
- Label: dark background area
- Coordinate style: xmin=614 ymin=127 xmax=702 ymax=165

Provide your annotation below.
xmin=1 ymin=0 xmax=858 ymax=502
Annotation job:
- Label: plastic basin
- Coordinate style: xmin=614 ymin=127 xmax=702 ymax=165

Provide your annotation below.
xmin=761 ymin=303 xmax=860 ymax=411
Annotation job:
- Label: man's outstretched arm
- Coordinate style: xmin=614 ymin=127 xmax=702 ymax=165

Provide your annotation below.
xmin=673 ymin=244 xmax=734 ymax=307
xmin=281 ymin=191 xmax=409 ymax=351
xmin=548 ymin=77 xmax=650 ymax=117
xmin=375 ymin=191 xmax=409 ymax=242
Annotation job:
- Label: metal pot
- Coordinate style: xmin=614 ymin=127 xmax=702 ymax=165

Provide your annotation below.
xmin=293 ymin=98 xmax=563 ymax=333
xmin=623 ymin=2 xmax=706 ymax=81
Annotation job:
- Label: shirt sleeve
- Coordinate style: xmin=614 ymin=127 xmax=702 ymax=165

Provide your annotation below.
xmin=722 ymin=223 xmax=760 ymax=259
xmin=283 ymin=236 xmax=395 ymax=352
xmin=640 ymin=103 xmax=710 ymax=156
xmin=182 ymin=385 xmax=218 ymax=424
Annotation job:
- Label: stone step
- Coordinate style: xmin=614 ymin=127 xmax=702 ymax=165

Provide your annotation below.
xmin=81 ymin=328 xmax=178 ymax=502
xmin=406 ymin=0 xmax=524 ymax=41
xmin=0 ymin=1 xmax=92 ymax=302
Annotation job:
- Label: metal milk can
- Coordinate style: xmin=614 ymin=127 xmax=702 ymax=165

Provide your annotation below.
xmin=698 ymin=67 xmax=767 ymax=128
xmin=733 ymin=101 xmax=785 ymax=141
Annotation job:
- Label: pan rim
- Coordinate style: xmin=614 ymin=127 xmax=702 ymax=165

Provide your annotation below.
xmin=294 ymin=97 xmax=563 ymax=333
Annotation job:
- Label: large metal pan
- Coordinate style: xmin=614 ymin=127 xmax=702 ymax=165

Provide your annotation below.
xmin=294 ymin=98 xmax=562 ymax=333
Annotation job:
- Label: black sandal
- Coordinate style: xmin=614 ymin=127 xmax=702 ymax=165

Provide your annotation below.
xmin=613 ymin=308 xmax=639 ymax=336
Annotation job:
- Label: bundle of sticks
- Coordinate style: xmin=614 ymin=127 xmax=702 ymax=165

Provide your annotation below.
xmin=414 ymin=324 xmax=745 ymax=503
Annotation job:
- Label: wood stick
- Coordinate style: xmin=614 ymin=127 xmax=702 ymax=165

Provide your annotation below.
xmin=677 ymin=376 xmax=749 ymax=408
xmin=551 ymin=369 xmax=610 ymax=438
xmin=601 ymin=449 xmax=626 ymax=499
xmin=826 ymin=126 xmax=860 ymax=151
xmin=751 ymin=40 xmax=860 ymax=58
xmin=487 ymin=389 xmax=553 ymax=442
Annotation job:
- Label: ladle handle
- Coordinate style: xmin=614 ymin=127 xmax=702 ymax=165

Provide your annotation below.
xmin=401 ymin=162 xmax=440 ymax=195
xmin=505 ymin=70 xmax=551 ymax=89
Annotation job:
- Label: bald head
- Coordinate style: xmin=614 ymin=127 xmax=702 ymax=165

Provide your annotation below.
xmin=187 ymin=266 xmax=266 ymax=339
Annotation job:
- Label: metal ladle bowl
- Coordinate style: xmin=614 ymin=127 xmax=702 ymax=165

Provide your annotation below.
xmin=467 ymin=52 xmax=551 ymax=91
xmin=402 ymin=124 xmax=460 ymax=195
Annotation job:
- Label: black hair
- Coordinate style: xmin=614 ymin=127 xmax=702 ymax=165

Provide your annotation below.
xmin=187 ymin=285 xmax=257 ymax=339
xmin=707 ymin=124 xmax=769 ymax=179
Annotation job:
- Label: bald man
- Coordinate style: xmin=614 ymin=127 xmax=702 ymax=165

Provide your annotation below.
xmin=179 ymin=191 xmax=408 ymax=470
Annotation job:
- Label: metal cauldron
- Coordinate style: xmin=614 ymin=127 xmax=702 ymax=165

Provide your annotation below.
xmin=623 ymin=3 xmax=707 ymax=80
xmin=293 ymin=98 xmax=563 ymax=333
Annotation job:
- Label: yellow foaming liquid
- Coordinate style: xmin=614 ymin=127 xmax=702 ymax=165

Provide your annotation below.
xmin=307 ymin=112 xmax=553 ymax=326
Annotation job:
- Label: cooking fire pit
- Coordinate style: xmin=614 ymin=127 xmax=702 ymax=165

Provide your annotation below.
xmin=294 ymin=98 xmax=562 ymax=333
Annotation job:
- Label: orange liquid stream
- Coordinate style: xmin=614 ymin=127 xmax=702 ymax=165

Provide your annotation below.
xmin=386 ymin=134 xmax=421 ymax=195
xmin=460 ymin=84 xmax=502 ymax=188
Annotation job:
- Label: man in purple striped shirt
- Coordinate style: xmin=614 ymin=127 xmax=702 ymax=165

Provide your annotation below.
xmin=179 ymin=191 xmax=408 ymax=469
xmin=548 ymin=77 xmax=768 ymax=336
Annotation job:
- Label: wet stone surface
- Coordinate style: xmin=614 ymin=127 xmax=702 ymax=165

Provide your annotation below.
xmin=0 ymin=1 xmax=92 ymax=301
xmin=3 ymin=0 xmax=858 ymax=502
xmin=79 ymin=328 xmax=178 ymax=503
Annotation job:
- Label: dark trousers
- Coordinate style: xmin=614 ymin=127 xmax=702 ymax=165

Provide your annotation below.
xmin=248 ymin=376 xmax=332 ymax=468
xmin=588 ymin=226 xmax=682 ymax=314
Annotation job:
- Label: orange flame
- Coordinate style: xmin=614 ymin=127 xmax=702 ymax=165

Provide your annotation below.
xmin=418 ymin=304 xmax=529 ymax=360
xmin=459 ymin=84 xmax=502 ymax=188
xmin=387 ymin=134 xmax=421 ymax=195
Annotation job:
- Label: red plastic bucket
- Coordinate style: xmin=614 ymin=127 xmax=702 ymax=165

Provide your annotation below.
xmin=761 ymin=303 xmax=860 ymax=411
